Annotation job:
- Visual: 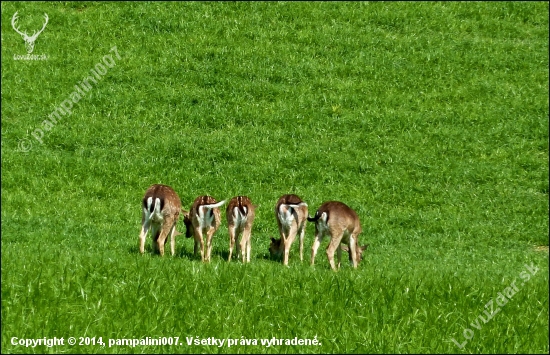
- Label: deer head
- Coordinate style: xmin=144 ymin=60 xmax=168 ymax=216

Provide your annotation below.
xmin=11 ymin=12 xmax=49 ymax=54
xmin=341 ymin=244 xmax=369 ymax=264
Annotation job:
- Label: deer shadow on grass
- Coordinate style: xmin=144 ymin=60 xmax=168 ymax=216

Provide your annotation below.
xmin=213 ymin=248 xmax=261 ymax=263
xmin=128 ymin=241 xmax=198 ymax=260
xmin=177 ymin=245 xmax=235 ymax=262
xmin=176 ymin=245 xmax=199 ymax=260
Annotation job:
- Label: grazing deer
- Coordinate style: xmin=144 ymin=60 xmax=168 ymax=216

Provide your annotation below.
xmin=226 ymin=196 xmax=257 ymax=263
xmin=308 ymin=201 xmax=368 ymax=271
xmin=269 ymin=194 xmax=308 ymax=266
xmin=11 ymin=12 xmax=49 ymax=54
xmin=183 ymin=196 xmax=226 ymax=262
xmin=139 ymin=184 xmax=182 ymax=256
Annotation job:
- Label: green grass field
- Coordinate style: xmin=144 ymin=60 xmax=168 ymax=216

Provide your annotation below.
xmin=1 ymin=1 xmax=549 ymax=353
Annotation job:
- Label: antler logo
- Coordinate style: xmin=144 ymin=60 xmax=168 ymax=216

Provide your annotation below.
xmin=11 ymin=11 xmax=49 ymax=54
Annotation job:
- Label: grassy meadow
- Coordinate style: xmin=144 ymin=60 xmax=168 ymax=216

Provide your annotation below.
xmin=1 ymin=1 xmax=549 ymax=353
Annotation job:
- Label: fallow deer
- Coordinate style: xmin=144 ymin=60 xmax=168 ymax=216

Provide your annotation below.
xmin=226 ymin=196 xmax=257 ymax=263
xmin=308 ymin=201 xmax=368 ymax=271
xmin=183 ymin=196 xmax=226 ymax=262
xmin=139 ymin=184 xmax=182 ymax=257
xmin=269 ymin=194 xmax=308 ymax=266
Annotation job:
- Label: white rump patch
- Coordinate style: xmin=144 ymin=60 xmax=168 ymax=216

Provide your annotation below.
xmin=146 ymin=197 xmax=153 ymax=209
xmin=197 ymin=205 xmax=213 ymax=228
xmin=196 ymin=200 xmax=226 ymax=229
xmin=143 ymin=197 xmax=163 ymax=225
xmin=150 ymin=198 xmax=164 ymax=223
xmin=278 ymin=204 xmax=295 ymax=230
xmin=233 ymin=206 xmax=247 ymax=228
xmin=143 ymin=196 xmax=153 ymax=220
xmin=317 ymin=212 xmax=329 ymax=235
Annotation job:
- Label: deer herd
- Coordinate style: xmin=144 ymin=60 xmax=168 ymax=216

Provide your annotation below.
xmin=139 ymin=184 xmax=369 ymax=271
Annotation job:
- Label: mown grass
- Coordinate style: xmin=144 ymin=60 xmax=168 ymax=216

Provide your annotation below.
xmin=1 ymin=1 xmax=549 ymax=353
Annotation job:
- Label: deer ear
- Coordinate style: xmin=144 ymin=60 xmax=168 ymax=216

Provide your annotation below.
xmin=341 ymin=245 xmax=350 ymax=252
xmin=270 ymin=237 xmax=275 ymax=243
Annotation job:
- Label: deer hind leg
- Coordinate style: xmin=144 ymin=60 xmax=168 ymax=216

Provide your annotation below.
xmin=283 ymin=225 xmax=297 ymax=266
xmin=241 ymin=226 xmax=251 ymax=263
xmin=139 ymin=220 xmax=150 ymax=254
xmin=298 ymin=224 xmax=306 ymax=262
xmin=194 ymin=226 xmax=205 ymax=261
xmin=326 ymin=232 xmax=343 ymax=271
xmin=228 ymin=225 xmax=236 ymax=262
xmin=276 ymin=223 xmax=288 ymax=263
xmin=156 ymin=223 xmax=169 ymax=257
xmin=205 ymin=226 xmax=217 ymax=262
xmin=283 ymin=240 xmax=290 ymax=266
xmin=246 ymin=227 xmax=252 ymax=263
xmin=310 ymin=230 xmax=324 ymax=266
xmin=235 ymin=226 xmax=243 ymax=261
xmin=157 ymin=233 xmax=166 ymax=256
xmin=157 ymin=216 xmax=176 ymax=257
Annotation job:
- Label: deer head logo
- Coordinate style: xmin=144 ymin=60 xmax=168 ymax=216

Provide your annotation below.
xmin=11 ymin=12 xmax=49 ymax=54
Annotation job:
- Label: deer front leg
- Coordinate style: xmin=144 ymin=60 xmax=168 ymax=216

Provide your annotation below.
xmin=337 ymin=242 xmax=342 ymax=269
xmin=193 ymin=239 xmax=200 ymax=257
xmin=150 ymin=225 xmax=160 ymax=254
xmin=349 ymin=234 xmax=358 ymax=268
xmin=246 ymin=238 xmax=252 ymax=263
